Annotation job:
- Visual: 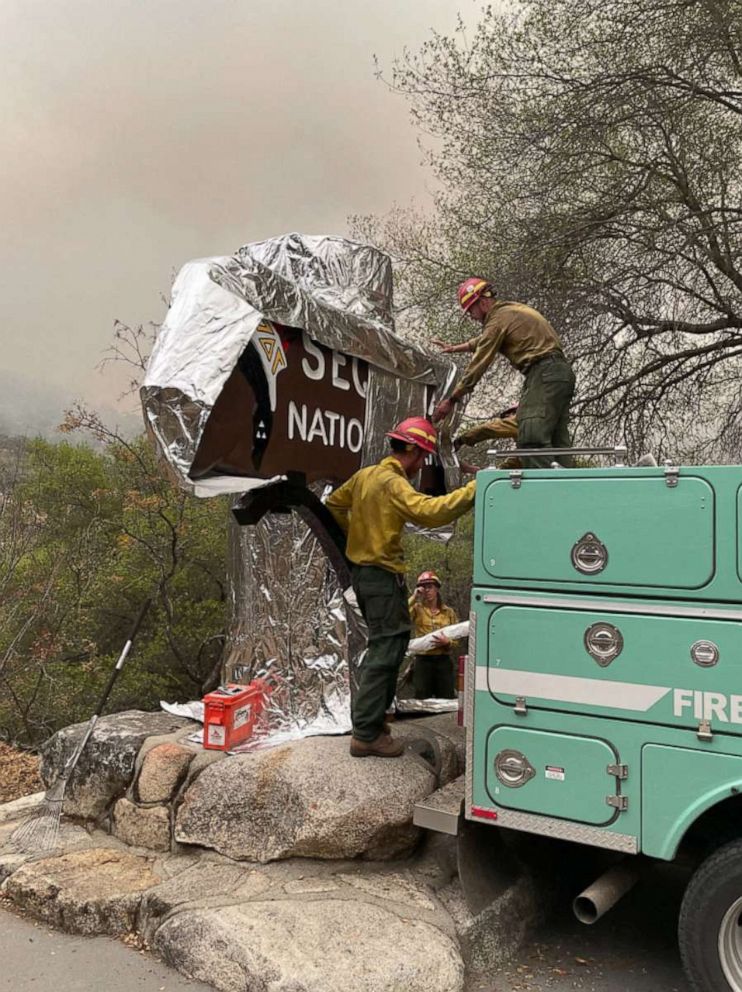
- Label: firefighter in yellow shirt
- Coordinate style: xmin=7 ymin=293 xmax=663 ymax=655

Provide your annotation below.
xmin=409 ymin=571 xmax=458 ymax=699
xmin=326 ymin=417 xmax=476 ymax=758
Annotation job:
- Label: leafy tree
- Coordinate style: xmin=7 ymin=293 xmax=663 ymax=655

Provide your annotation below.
xmin=358 ymin=0 xmax=742 ymax=461
xmin=403 ymin=514 xmax=474 ymax=623
xmin=0 ymin=425 xmax=228 ymax=747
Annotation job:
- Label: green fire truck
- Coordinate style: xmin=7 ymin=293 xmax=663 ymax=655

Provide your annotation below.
xmin=416 ymin=447 xmax=742 ymax=992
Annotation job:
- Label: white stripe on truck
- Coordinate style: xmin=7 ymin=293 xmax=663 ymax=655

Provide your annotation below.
xmin=475 ymin=666 xmax=671 ymax=711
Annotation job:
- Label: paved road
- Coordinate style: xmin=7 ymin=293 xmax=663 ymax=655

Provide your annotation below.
xmin=475 ymin=865 xmax=689 ymax=992
xmin=2 ymin=867 xmax=689 ymax=992
xmin=0 ymin=907 xmax=213 ymax=992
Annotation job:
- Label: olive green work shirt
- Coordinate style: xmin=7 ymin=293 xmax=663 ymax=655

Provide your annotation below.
xmin=457 ymin=413 xmax=518 ymax=447
xmin=326 ymin=456 xmax=476 ymax=574
xmin=454 ymin=301 xmax=564 ymax=398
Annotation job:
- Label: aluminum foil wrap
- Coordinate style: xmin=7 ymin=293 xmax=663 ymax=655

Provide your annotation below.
xmin=141 ymin=233 xmax=463 ymax=490
xmin=142 ymin=233 xmax=467 ymax=744
xmin=223 ymin=507 xmax=366 ymax=744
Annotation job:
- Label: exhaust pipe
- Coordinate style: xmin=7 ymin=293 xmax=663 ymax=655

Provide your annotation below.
xmin=573 ymin=861 xmax=642 ymax=924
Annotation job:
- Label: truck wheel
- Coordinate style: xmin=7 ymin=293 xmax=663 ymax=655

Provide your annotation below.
xmin=679 ymin=839 xmax=742 ymax=992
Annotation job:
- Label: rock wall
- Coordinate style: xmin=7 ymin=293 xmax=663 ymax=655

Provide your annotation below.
xmin=1 ymin=710 xmax=549 ymax=991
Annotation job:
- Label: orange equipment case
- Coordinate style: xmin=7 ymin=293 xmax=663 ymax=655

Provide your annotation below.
xmin=202 ymin=681 xmax=268 ymax=750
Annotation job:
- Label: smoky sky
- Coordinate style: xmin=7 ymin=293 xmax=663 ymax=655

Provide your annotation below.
xmin=0 ymin=0 xmax=475 ymax=415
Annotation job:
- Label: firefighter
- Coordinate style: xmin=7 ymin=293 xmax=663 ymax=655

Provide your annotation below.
xmin=432 ymin=279 xmax=576 ymax=467
xmin=326 ymin=417 xmax=476 ymax=758
xmin=409 ymin=571 xmax=458 ymax=699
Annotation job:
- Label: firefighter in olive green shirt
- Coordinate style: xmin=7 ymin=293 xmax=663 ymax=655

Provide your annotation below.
xmin=326 ymin=416 xmax=476 ymax=759
xmin=432 ymin=278 xmax=576 ymax=467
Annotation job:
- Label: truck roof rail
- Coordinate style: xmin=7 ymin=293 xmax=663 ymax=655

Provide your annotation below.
xmin=487 ymin=445 xmax=628 ymax=466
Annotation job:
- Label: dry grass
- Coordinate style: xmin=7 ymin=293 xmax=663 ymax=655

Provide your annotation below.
xmin=0 ymin=742 xmax=42 ymax=803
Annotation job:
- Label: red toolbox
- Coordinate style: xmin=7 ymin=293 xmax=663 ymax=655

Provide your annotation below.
xmin=202 ymin=681 xmax=269 ymax=750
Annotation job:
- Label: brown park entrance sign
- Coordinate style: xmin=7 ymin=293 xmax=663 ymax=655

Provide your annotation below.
xmin=190 ymin=320 xmax=446 ymax=494
xmin=191 ymin=322 xmax=368 ymax=485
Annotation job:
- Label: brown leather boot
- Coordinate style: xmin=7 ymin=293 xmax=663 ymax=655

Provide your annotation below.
xmin=350 ymin=733 xmax=404 ymax=758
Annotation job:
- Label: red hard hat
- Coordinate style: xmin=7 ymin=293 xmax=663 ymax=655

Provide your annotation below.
xmin=457 ymin=277 xmax=493 ymax=313
xmin=386 ymin=416 xmax=438 ymax=454
xmin=417 ymin=571 xmax=441 ymax=587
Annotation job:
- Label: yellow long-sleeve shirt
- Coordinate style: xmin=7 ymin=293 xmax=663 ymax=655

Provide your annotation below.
xmin=455 ymin=301 xmax=564 ymax=397
xmin=326 ymin=456 xmax=476 ymax=574
xmin=409 ymin=596 xmax=459 ymax=655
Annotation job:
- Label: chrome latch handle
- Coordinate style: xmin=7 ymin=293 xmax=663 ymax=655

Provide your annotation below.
xmin=572 ymin=533 xmax=609 ymax=575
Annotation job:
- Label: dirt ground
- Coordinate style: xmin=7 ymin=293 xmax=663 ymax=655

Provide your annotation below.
xmin=0 ymin=742 xmax=42 ymax=803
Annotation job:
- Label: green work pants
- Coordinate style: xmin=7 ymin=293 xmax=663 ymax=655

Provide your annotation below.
xmin=517 ymin=352 xmax=576 ymax=467
xmin=412 ymin=654 xmax=455 ymax=699
xmin=351 ymin=564 xmax=411 ymax=742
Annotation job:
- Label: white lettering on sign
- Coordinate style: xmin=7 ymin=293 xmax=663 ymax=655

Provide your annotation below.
xmin=325 ymin=411 xmax=340 ymax=443
xmin=308 ymin=408 xmax=329 ymax=445
xmin=302 ymin=335 xmax=325 ymax=380
xmin=352 ymin=360 xmax=367 ymax=398
xmin=673 ymin=688 xmax=742 ymax=724
xmin=288 ymin=401 xmax=307 ymax=440
xmin=346 ymin=419 xmax=363 ymax=452
xmin=332 ymin=351 xmax=351 ymax=391
xmin=288 ymin=401 xmax=364 ymax=453
xmin=300 ymin=331 xmax=366 ymax=398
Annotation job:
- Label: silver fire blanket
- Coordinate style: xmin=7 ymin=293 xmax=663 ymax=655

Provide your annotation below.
xmin=141 ymin=233 xmax=467 ymax=744
xmin=141 ymin=233 xmax=463 ymax=493
xmin=222 ymin=506 xmax=369 ymax=744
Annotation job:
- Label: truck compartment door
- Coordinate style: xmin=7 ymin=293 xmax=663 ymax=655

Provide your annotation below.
xmin=485 ymin=603 xmax=742 ymax=733
xmin=486 ymin=726 xmax=621 ymax=826
xmin=479 ymin=475 xmax=714 ymax=590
